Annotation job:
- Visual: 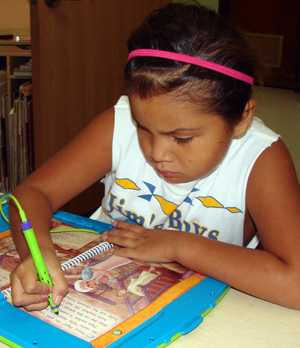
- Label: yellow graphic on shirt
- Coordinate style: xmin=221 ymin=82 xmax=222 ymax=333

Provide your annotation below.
xmin=196 ymin=196 xmax=242 ymax=213
xmin=112 ymin=178 xmax=242 ymax=216
xmin=226 ymin=207 xmax=242 ymax=213
xmin=154 ymin=195 xmax=179 ymax=216
xmin=115 ymin=178 xmax=140 ymax=190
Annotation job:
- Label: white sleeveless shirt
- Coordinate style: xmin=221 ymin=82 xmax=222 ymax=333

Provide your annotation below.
xmin=91 ymin=96 xmax=279 ymax=247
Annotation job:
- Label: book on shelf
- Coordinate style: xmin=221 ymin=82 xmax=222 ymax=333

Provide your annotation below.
xmin=13 ymin=70 xmax=32 ymax=78
xmin=0 ymin=207 xmax=229 ymax=348
xmin=0 ymin=73 xmax=8 ymax=193
xmin=0 ymin=81 xmax=34 ymax=193
xmin=0 ymin=70 xmax=6 ymax=83
xmin=13 ymin=59 xmax=32 ymax=78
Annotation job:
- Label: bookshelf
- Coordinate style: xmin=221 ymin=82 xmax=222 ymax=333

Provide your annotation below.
xmin=0 ymin=38 xmax=33 ymax=193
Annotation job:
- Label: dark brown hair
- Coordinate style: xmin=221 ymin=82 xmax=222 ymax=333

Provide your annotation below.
xmin=124 ymin=3 xmax=259 ymax=126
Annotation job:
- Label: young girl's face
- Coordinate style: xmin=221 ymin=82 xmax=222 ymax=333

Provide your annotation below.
xmin=129 ymin=94 xmax=235 ymax=184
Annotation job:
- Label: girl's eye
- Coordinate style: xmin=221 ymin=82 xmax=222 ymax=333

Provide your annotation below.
xmin=174 ymin=137 xmax=193 ymax=145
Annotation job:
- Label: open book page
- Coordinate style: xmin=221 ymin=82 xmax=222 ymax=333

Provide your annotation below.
xmin=0 ymin=222 xmax=206 ymax=345
xmin=0 ymin=234 xmax=20 ymax=295
xmin=0 ymin=220 xmax=103 ymax=298
xmin=50 ymin=223 xmax=100 ymax=249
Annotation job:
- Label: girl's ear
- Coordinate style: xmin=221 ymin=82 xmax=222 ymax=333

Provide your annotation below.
xmin=233 ymin=99 xmax=257 ymax=137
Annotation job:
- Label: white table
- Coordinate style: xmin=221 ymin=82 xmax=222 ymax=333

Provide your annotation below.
xmin=170 ymin=288 xmax=300 ymax=348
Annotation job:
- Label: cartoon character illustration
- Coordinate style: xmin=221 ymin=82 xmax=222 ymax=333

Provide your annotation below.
xmin=73 ymin=254 xmax=131 ymax=305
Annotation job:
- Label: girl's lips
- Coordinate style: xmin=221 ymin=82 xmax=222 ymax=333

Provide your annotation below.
xmin=156 ymin=168 xmax=178 ymax=178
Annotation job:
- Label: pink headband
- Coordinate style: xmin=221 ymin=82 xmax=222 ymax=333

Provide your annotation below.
xmin=128 ymin=49 xmax=254 ymax=85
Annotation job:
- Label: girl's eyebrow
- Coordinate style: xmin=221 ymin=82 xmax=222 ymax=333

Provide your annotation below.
xmin=166 ymin=127 xmax=201 ymax=134
xmin=132 ymin=115 xmax=201 ymax=134
xmin=132 ymin=114 xmax=201 ymax=134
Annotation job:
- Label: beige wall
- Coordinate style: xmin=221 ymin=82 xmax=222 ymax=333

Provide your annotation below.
xmin=173 ymin=0 xmax=219 ymax=12
xmin=0 ymin=0 xmax=218 ymax=35
xmin=0 ymin=0 xmax=30 ymax=35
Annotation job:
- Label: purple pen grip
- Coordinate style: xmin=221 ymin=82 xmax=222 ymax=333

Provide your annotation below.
xmin=20 ymin=220 xmax=32 ymax=231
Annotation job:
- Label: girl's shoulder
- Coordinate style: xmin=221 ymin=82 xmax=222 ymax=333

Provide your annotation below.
xmin=225 ymin=117 xmax=280 ymax=170
xmin=246 ymin=135 xmax=300 ymax=247
xmin=114 ymin=95 xmax=134 ymax=125
xmin=114 ymin=95 xmax=130 ymax=109
xmin=113 ymin=95 xmax=137 ymax=140
xmin=248 ymin=117 xmax=280 ymax=141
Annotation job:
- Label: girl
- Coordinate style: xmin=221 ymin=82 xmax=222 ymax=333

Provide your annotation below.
xmin=9 ymin=3 xmax=300 ymax=310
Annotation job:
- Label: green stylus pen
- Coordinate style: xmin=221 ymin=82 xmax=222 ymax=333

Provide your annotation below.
xmin=20 ymin=220 xmax=59 ymax=315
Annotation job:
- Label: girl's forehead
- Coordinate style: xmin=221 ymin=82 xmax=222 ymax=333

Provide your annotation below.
xmin=129 ymin=93 xmax=199 ymax=118
xmin=129 ymin=94 xmax=215 ymax=120
xmin=129 ymin=94 xmax=227 ymax=132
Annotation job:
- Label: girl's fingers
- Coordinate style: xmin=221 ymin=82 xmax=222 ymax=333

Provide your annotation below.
xmin=10 ymin=275 xmax=50 ymax=309
xmin=103 ymin=225 xmax=149 ymax=249
xmin=110 ymin=245 xmax=138 ymax=259
xmin=103 ymin=231 xmax=138 ymax=248
xmin=10 ymin=255 xmax=68 ymax=310
xmin=51 ymin=270 xmax=69 ymax=306
xmin=112 ymin=220 xmax=144 ymax=233
xmin=22 ymin=301 xmax=50 ymax=312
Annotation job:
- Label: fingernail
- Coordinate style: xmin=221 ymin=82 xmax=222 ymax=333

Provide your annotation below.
xmin=102 ymin=231 xmax=108 ymax=240
xmin=54 ymin=295 xmax=63 ymax=305
xmin=42 ymin=297 xmax=49 ymax=303
xmin=46 ymin=288 xmax=51 ymax=295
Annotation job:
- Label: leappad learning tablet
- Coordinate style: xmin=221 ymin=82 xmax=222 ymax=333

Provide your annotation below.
xmin=0 ymin=199 xmax=229 ymax=348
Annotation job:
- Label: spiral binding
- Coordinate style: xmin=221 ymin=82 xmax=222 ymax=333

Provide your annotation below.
xmin=60 ymin=241 xmax=113 ymax=271
xmin=1 ymin=241 xmax=113 ymax=299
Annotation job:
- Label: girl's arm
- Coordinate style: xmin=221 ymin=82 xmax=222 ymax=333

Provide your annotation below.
xmin=9 ymin=107 xmax=114 ymax=311
xmin=103 ymin=139 xmax=300 ymax=309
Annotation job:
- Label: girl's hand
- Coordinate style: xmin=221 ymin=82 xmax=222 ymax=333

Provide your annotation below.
xmin=102 ymin=220 xmax=179 ymax=263
xmin=10 ymin=251 xmax=68 ymax=312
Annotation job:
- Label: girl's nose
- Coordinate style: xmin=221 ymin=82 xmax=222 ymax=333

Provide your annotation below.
xmin=150 ymin=137 xmax=172 ymax=163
